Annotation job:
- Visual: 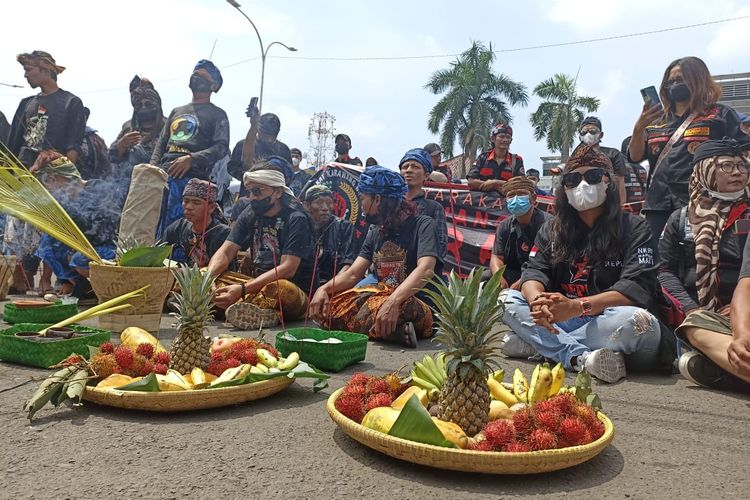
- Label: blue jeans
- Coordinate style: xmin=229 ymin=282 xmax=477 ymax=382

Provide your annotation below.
xmin=503 ymin=289 xmax=661 ymax=370
xmin=37 ymin=234 xmax=116 ymax=283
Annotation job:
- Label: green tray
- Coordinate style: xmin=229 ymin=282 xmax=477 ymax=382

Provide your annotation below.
xmin=0 ymin=323 xmax=111 ymax=368
xmin=3 ymin=302 xmax=79 ymax=325
xmin=275 ymin=327 xmax=368 ymax=372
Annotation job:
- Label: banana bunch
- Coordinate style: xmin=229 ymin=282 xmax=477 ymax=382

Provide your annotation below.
xmin=410 ymin=353 xmax=446 ymax=399
xmin=487 ymin=362 xmax=565 ymax=405
xmin=210 ymin=350 xmax=300 ymax=387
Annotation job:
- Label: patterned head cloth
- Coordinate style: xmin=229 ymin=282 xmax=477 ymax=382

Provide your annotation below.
xmin=563 ymin=144 xmax=613 ymax=174
xmin=266 ymin=155 xmax=294 ymax=185
xmin=183 ymin=178 xmax=218 ymax=203
xmin=491 ymin=122 xmax=513 ymax=137
xmin=399 ymin=148 xmax=433 ymax=174
xmin=501 ymin=176 xmax=536 ymax=196
xmin=304 ymin=184 xmax=333 ymax=203
xmin=193 ymin=59 xmax=223 ymax=91
xmin=358 ymin=166 xmax=408 ymax=200
xmin=129 ymin=75 xmax=161 ymax=106
xmin=17 ymin=50 xmax=65 ymax=74
xmin=38 ymin=156 xmax=81 ymax=180
xmin=688 ymin=138 xmax=750 ymax=310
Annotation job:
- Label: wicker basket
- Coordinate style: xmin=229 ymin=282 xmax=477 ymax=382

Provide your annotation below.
xmin=0 ymin=255 xmax=17 ymax=300
xmin=83 ymin=376 xmax=293 ymax=412
xmin=275 ymin=328 xmax=368 ymax=372
xmin=0 ymin=323 xmax=111 ymax=368
xmin=227 ymin=302 xmax=280 ymax=331
xmin=327 ymin=388 xmax=615 ymax=474
xmin=89 ymin=262 xmax=175 ymax=332
xmin=3 ymin=302 xmax=79 ymax=325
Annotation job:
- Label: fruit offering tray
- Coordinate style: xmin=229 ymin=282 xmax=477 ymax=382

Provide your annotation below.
xmin=276 ymin=328 xmax=368 ymax=372
xmin=0 ymin=323 xmax=110 ymax=368
xmin=327 ymin=388 xmax=615 ymax=475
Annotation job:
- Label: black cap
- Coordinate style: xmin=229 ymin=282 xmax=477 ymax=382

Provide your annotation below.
xmin=526 ymin=168 xmax=540 ymax=177
xmin=334 ymin=133 xmax=351 ymax=145
xmin=692 ymin=137 xmax=750 ymax=165
xmin=580 ymin=116 xmax=602 ymax=131
xmin=423 ymin=143 xmax=442 ymax=157
xmin=259 ymin=113 xmax=281 ymax=135
xmin=290 ymin=148 xmax=302 ymax=156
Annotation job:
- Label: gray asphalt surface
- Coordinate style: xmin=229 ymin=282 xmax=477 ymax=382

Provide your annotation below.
xmin=1 ymin=310 xmax=748 ymax=499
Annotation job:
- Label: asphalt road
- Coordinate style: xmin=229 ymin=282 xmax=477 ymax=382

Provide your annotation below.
xmin=1 ymin=312 xmax=748 ymax=499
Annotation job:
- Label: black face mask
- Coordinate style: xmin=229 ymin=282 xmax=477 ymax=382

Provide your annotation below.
xmin=668 ymin=83 xmax=690 ymax=102
xmin=135 ymin=107 xmax=157 ymax=122
xmin=189 ymin=75 xmax=213 ymax=93
xmin=365 ymin=212 xmax=382 ymax=225
xmin=250 ymin=196 xmax=274 ymax=215
xmin=335 ymin=143 xmax=350 ymax=155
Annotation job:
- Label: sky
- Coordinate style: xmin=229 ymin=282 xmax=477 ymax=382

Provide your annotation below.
xmin=1 ymin=0 xmax=748 ymax=173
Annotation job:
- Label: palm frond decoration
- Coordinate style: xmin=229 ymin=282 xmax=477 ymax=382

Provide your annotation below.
xmin=0 ymin=143 xmax=101 ymax=264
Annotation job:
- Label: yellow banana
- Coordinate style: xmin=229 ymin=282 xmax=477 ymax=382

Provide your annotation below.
xmin=528 ymin=363 xmax=553 ymax=403
xmin=548 ymin=362 xmax=565 ymax=398
xmin=256 ymin=348 xmax=278 ymax=368
xmin=491 ymin=369 xmax=505 ymax=383
xmin=487 ymin=377 xmax=518 ymax=406
xmin=278 ymin=352 xmax=300 ymax=371
xmin=512 ymin=368 xmax=529 ymax=403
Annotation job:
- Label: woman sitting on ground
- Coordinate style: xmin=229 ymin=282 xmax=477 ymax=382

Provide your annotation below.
xmin=674 ymin=138 xmax=750 ymax=392
xmin=503 ymin=144 xmax=662 ymax=383
xmin=309 ymin=165 xmax=441 ymax=347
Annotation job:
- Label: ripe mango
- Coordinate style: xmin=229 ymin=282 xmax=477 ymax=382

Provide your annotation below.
xmin=432 ymin=418 xmax=469 ymax=449
xmin=96 ymin=374 xmax=136 ymax=389
xmin=362 ymin=406 xmax=401 ymax=434
xmin=391 ymin=386 xmax=428 ymax=410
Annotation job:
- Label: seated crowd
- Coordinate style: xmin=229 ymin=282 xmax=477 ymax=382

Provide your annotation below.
xmin=2 ymin=51 xmax=750 ymax=395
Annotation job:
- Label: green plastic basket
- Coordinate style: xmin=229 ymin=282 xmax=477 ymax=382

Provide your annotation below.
xmin=0 ymin=323 xmax=111 ymax=368
xmin=275 ymin=327 xmax=368 ymax=372
xmin=3 ymin=302 xmax=79 ymax=325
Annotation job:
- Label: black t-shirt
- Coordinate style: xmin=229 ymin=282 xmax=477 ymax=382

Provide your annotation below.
xmin=522 ymin=212 xmax=658 ymax=309
xmin=60 ymin=179 xmax=125 ymax=247
xmin=598 ymin=146 xmax=627 ymax=177
xmin=492 ymin=208 xmax=551 ymax=284
xmin=636 ymin=104 xmax=744 ymax=211
xmin=164 ymin=217 xmax=231 ymax=267
xmin=150 ymin=102 xmax=230 ymax=179
xmin=0 ymin=111 xmax=10 ymax=144
xmin=78 ymin=128 xmax=112 ymax=180
xmin=358 ymin=215 xmax=442 ymax=287
xmin=227 ymin=138 xmax=292 ymax=181
xmin=411 ymin=194 xmax=447 ymax=260
xmin=228 ymin=202 xmax=317 ymax=293
xmin=314 ymin=216 xmax=356 ymax=284
xmin=659 ymin=204 xmax=750 ymax=311
xmin=8 ymin=89 xmax=86 ymax=165
xmin=623 ymin=161 xmax=648 ymax=205
xmin=467 ymin=149 xmax=525 ymax=182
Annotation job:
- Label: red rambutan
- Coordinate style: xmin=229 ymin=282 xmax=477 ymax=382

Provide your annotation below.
xmin=483 ymin=419 xmax=516 ymax=450
xmin=207 ymin=361 xmax=225 ymax=377
xmin=512 ymin=408 xmax=535 ymax=437
xmin=154 ymin=351 xmax=171 ymax=366
xmin=574 ymin=404 xmax=598 ymax=427
xmin=504 ymin=440 xmax=532 ymax=453
xmin=365 ymin=378 xmax=390 ymax=396
xmin=99 ymin=342 xmax=115 ymax=354
xmin=343 ymin=384 xmax=368 ymax=399
xmin=130 ymin=354 xmax=148 ymax=377
xmin=154 ymin=363 xmax=169 ymax=375
xmin=588 ymin=419 xmax=605 ymax=441
xmin=348 ymin=372 xmax=371 ymax=386
xmin=114 ymin=346 xmax=134 ymax=369
xmin=135 ymin=343 xmax=155 ymax=359
xmin=224 ymin=357 xmax=241 ymax=369
xmin=469 ymin=439 xmax=495 ymax=452
xmin=534 ymin=409 xmax=563 ymax=432
xmin=229 ymin=338 xmax=258 ymax=354
xmin=236 ymin=349 xmax=258 ymax=365
xmin=558 ymin=417 xmax=591 ymax=447
xmin=90 ymin=353 xmax=117 ymax=379
xmin=210 ymin=350 xmax=224 ymax=362
xmin=547 ymin=393 xmax=577 ymax=416
xmin=527 ymin=428 xmax=559 ymax=451
xmin=365 ymin=392 xmax=393 ymax=411
xmin=335 ymin=394 xmax=366 ymax=423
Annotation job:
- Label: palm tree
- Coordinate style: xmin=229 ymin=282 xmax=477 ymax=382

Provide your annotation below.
xmin=530 ymin=73 xmax=600 ymax=161
xmin=425 ymin=41 xmax=528 ymax=176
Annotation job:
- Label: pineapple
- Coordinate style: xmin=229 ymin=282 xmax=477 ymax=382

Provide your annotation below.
xmin=424 ymin=269 xmax=507 ymax=436
xmin=169 ymin=265 xmax=215 ymax=374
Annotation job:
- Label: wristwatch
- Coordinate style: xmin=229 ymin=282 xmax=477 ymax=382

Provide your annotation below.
xmin=578 ymin=298 xmax=592 ymax=317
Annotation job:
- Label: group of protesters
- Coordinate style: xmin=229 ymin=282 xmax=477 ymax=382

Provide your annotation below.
xmin=1 ymin=50 xmax=749 ymax=395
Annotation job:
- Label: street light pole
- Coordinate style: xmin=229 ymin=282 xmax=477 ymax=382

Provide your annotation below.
xmin=225 ymin=0 xmax=297 ymax=115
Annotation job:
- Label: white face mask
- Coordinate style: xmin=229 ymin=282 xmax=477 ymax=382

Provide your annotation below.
xmin=708 ymin=188 xmax=745 ymax=201
xmin=292 ymin=157 xmax=301 ymax=167
xmin=580 ymin=131 xmax=601 ymax=146
xmin=565 ymin=180 xmax=608 ymax=211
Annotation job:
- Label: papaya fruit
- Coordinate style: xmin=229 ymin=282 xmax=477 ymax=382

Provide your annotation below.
xmin=362 ymin=406 xmax=401 ymax=434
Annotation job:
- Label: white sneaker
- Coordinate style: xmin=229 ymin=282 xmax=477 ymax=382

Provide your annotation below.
xmin=580 ymin=348 xmax=626 ymax=383
xmin=500 ymin=332 xmax=537 ymax=358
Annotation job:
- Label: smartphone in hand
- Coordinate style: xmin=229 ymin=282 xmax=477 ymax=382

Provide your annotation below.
xmin=640 ymin=86 xmax=663 ymax=110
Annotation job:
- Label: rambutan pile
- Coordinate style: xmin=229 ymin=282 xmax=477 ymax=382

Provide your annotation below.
xmin=336 ymin=373 xmax=405 ymax=423
xmin=475 ymin=393 xmax=606 ymax=453
xmin=90 ymin=343 xmax=170 ymax=379
xmin=206 ymin=338 xmax=277 ymax=376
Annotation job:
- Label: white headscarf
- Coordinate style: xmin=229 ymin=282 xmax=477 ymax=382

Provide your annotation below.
xmin=243 ymin=169 xmax=294 ymax=196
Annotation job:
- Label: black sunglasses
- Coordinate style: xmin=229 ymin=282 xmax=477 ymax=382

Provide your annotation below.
xmin=562 ymin=168 xmax=609 ymax=188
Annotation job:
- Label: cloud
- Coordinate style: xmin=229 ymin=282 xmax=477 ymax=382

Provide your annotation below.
xmin=706 ymin=7 xmax=750 ymax=65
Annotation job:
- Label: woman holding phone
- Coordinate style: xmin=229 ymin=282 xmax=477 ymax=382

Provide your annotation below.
xmin=628 ymin=56 xmax=746 ymax=241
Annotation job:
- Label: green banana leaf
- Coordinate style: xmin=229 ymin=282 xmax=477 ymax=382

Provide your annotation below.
xmin=116 ymin=372 xmax=161 ymax=392
xmin=207 ymin=361 xmax=330 ymax=392
xmin=388 ymin=395 xmax=455 ymax=448
xmin=119 ymin=246 xmax=172 ymax=267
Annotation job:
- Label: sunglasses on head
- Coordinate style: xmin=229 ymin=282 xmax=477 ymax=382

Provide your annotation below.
xmin=562 ymin=168 xmax=609 ymax=188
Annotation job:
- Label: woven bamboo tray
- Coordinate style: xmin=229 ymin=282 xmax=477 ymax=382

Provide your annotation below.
xmin=89 ymin=263 xmax=175 ymax=332
xmin=327 ymin=388 xmax=614 ymax=474
xmin=83 ymin=376 xmax=294 ymax=412
xmin=276 ymin=328 xmax=368 ymax=372
xmin=3 ymin=302 xmax=78 ymax=325
xmin=0 ymin=323 xmax=111 ymax=368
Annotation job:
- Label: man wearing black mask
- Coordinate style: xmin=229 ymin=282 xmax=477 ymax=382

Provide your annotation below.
xmin=334 ymin=133 xmax=362 ymax=166
xmin=150 ymin=60 xmax=230 ymax=231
